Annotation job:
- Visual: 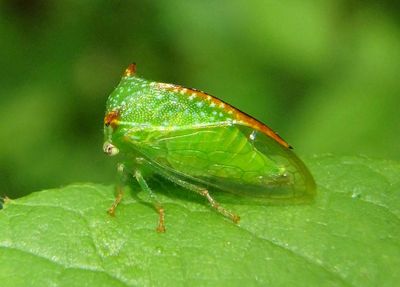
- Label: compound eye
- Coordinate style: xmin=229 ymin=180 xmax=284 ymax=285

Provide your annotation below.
xmin=104 ymin=110 xmax=120 ymax=128
xmin=103 ymin=142 xmax=119 ymax=156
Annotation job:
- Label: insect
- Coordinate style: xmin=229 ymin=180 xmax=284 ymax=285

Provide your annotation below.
xmin=103 ymin=63 xmax=316 ymax=232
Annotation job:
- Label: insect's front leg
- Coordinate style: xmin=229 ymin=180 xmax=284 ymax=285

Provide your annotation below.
xmin=134 ymin=169 xmax=166 ymax=233
xmin=108 ymin=163 xmax=127 ymax=216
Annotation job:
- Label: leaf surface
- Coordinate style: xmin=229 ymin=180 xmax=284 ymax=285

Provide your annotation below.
xmin=0 ymin=155 xmax=399 ymax=286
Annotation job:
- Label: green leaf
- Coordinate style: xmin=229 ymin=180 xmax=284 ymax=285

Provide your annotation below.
xmin=0 ymin=155 xmax=399 ymax=287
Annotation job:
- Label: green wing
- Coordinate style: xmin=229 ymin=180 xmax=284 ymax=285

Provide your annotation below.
xmin=124 ymin=124 xmax=315 ymax=202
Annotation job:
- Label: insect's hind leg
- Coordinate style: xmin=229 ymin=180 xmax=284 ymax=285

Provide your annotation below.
xmin=159 ymin=172 xmax=240 ymax=224
xmin=134 ymin=169 xmax=166 ymax=233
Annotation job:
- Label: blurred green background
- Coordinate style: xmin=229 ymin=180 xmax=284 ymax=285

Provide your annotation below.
xmin=0 ymin=0 xmax=399 ymax=198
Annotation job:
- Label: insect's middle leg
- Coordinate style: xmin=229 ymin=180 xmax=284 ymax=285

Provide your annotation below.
xmin=134 ymin=169 xmax=166 ymax=233
xmin=159 ymin=172 xmax=240 ymax=223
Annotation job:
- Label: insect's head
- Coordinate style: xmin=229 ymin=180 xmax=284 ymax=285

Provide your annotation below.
xmin=102 ymin=63 xmax=141 ymax=157
xmin=103 ymin=110 xmax=120 ymax=157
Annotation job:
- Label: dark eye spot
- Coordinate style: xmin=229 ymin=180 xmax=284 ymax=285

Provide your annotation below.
xmin=104 ymin=110 xmax=120 ymax=128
